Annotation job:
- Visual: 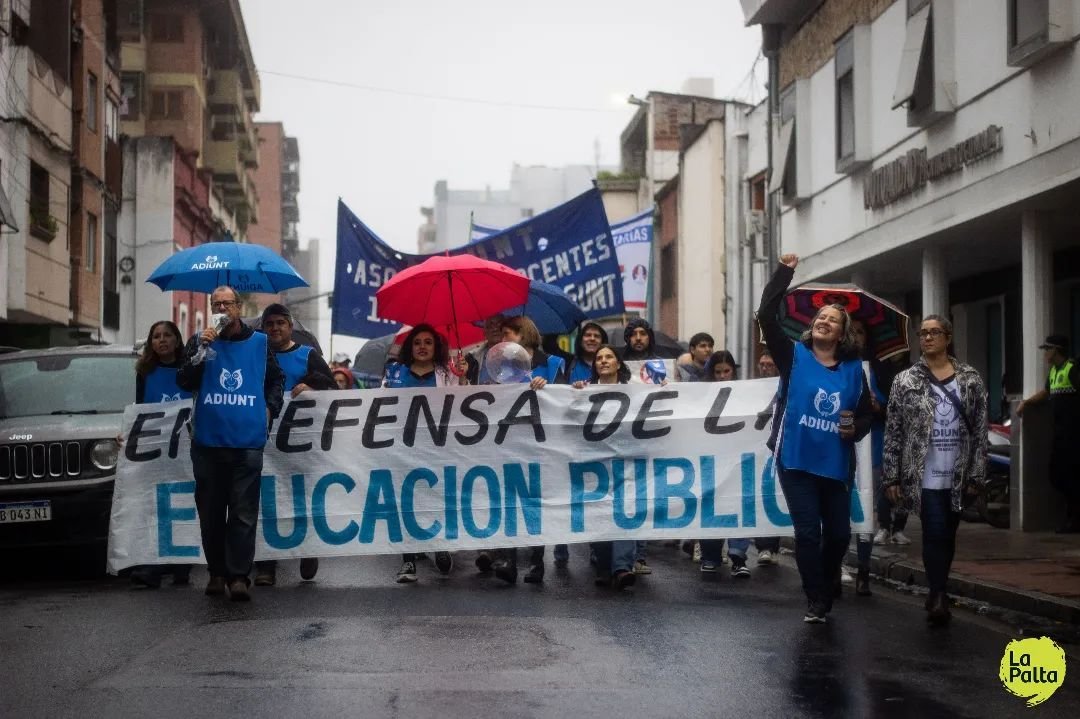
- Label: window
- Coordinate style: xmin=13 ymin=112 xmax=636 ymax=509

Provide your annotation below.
xmin=149 ymin=14 xmax=183 ymax=43
xmin=117 ymin=0 xmax=143 ymax=41
xmin=29 ymin=162 xmax=53 ymax=239
xmin=120 ymin=72 xmax=142 ymax=120
xmin=103 ymin=211 xmax=118 ymax=292
xmin=177 ymin=303 xmax=189 ymax=336
xmin=770 ymin=82 xmax=805 ymax=203
xmin=86 ymin=213 xmax=97 ymax=272
xmin=105 ymin=99 xmax=119 ymax=141
xmin=835 ymin=32 xmax=855 ymax=165
xmin=194 ymin=312 xmax=205 ymax=336
xmin=1007 ymin=0 xmax=1074 ymax=67
xmin=86 ymin=73 xmax=98 ymax=132
xmin=150 ymin=90 xmax=184 ymax=120
xmin=660 ymin=242 xmax=676 ymax=300
xmin=893 ymin=1 xmax=955 ymax=126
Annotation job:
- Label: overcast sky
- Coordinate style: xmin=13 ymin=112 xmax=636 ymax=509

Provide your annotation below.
xmin=240 ymin=0 xmax=763 ymax=352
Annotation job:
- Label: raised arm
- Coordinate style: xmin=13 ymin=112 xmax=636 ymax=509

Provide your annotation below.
xmin=757 ymin=255 xmax=798 ymax=379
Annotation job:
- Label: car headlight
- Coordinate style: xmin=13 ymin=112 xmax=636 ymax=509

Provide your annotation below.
xmin=90 ymin=439 xmax=120 ymax=471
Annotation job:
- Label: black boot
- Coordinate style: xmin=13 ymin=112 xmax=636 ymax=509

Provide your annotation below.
xmin=855 ymin=569 xmax=871 ymax=597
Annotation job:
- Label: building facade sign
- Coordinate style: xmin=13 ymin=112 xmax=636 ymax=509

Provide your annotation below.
xmin=863 ymin=125 xmax=1003 ymax=210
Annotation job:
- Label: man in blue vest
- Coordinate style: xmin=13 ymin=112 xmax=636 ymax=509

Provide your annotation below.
xmin=254 ymin=303 xmax=335 ymax=585
xmin=177 ymin=286 xmax=285 ymax=601
xmin=1019 ymin=334 xmax=1080 ymax=533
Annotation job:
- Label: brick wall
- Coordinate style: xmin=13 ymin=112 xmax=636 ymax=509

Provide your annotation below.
xmin=651 ymin=94 xmax=729 ymax=152
xmin=248 ymin=122 xmax=284 ymax=312
xmin=779 ymin=0 xmax=896 ymax=89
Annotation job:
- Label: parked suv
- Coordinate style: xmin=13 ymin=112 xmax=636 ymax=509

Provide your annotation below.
xmin=0 ymin=345 xmax=135 ymax=549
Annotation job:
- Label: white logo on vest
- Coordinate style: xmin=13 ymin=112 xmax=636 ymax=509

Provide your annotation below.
xmin=160 ymin=392 xmax=183 ymax=402
xmin=202 ymin=368 xmax=257 ymax=407
xmin=813 ymin=388 xmax=841 ymax=417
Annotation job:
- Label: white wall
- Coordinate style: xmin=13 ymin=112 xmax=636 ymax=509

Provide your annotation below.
xmin=778 ymin=0 xmax=1080 ymax=281
xmin=117 ymin=138 xmax=175 ymax=347
xmin=678 ymin=121 xmax=727 ymax=342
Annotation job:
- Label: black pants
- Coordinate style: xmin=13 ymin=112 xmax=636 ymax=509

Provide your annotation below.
xmin=920 ymin=488 xmax=961 ymax=594
xmin=1050 ymin=439 xmax=1080 ymax=519
xmin=778 ymin=468 xmax=851 ymax=605
xmin=495 ymin=546 xmax=544 ymax=567
xmin=191 ymin=445 xmax=263 ymax=583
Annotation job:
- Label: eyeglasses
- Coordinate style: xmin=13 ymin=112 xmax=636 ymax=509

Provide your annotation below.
xmin=918 ymin=328 xmax=947 ymax=339
xmin=211 ymin=300 xmax=238 ymax=309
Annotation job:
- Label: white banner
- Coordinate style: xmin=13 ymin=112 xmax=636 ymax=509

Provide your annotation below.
xmin=610 ymin=209 xmax=653 ymax=312
xmin=107 ymin=380 xmax=874 ymax=572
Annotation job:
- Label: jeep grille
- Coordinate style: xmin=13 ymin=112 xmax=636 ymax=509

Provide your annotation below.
xmin=0 ymin=442 xmax=82 ymax=482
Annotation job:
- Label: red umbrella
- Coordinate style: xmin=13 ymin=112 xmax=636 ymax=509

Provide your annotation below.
xmin=394 ymin=322 xmax=485 ymax=349
xmin=376 ymin=254 xmax=529 ymax=346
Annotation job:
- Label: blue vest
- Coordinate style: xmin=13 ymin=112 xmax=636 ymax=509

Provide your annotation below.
xmin=567 ymin=358 xmax=592 ymax=384
xmin=142 ymin=366 xmax=192 ymax=404
xmin=274 ymin=343 xmax=313 ymax=392
xmin=779 ymin=343 xmax=864 ymax=482
xmin=532 ymin=355 xmax=565 ymax=384
xmin=194 ymin=332 xmax=269 ymax=449
xmin=384 ymin=362 xmax=437 ymax=389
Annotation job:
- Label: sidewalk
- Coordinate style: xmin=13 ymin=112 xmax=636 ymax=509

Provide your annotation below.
xmin=846 ymin=519 xmax=1080 ymax=624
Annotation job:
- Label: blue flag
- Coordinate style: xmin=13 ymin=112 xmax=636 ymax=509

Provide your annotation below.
xmin=333 ymin=188 xmax=624 ymax=339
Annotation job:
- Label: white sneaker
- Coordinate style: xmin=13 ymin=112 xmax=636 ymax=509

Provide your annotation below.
xmin=756 ymin=550 xmax=777 ymax=566
xmin=873 ymin=529 xmax=890 ymax=545
xmin=692 ymin=542 xmax=702 ymax=563
xmin=840 ymin=566 xmax=854 ymax=584
xmin=396 ymin=561 xmax=418 ymax=583
xmin=891 ymin=531 xmax=912 ymax=546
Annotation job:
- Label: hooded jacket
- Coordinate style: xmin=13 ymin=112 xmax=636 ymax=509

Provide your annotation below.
xmin=621 ymin=318 xmax=658 ymax=361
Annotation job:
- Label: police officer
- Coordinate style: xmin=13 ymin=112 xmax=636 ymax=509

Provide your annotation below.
xmin=177 ymin=286 xmax=285 ymax=601
xmin=1019 ymin=335 xmax=1080 ymax=533
xmin=253 ymin=303 xmax=336 ymax=585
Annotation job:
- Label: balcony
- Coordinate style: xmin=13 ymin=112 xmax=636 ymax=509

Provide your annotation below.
xmin=208 ymin=70 xmax=259 ymax=168
xmin=282 ymin=193 xmax=299 ymax=223
xmin=205 ymin=139 xmax=258 ymax=229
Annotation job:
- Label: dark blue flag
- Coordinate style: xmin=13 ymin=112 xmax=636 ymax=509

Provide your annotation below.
xmin=332 ymin=187 xmax=624 ymax=339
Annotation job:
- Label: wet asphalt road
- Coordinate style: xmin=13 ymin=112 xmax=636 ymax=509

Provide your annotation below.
xmin=1 ymin=545 xmax=1077 ymax=719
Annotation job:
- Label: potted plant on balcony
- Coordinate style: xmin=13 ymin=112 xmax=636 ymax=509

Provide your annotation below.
xmin=29 ymin=208 xmax=59 ymax=240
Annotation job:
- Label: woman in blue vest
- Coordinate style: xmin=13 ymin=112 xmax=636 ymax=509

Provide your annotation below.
xmin=497 ymin=315 xmax=567 ymax=582
xmin=759 ymin=254 xmax=873 ymax=624
xmin=130 ymin=320 xmax=193 ymax=589
xmin=384 ymin=324 xmax=463 ymax=583
xmin=566 ymin=322 xmax=608 ymax=385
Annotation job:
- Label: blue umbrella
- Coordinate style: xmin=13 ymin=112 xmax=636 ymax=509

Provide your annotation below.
xmin=146 ymin=241 xmax=308 ymax=294
xmin=501 ymin=281 xmax=587 ymax=334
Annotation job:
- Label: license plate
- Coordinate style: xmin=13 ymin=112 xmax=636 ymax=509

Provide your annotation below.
xmin=0 ymin=500 xmax=51 ymax=523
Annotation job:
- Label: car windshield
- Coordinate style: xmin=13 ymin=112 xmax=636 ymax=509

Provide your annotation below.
xmin=0 ymin=354 xmax=134 ymax=419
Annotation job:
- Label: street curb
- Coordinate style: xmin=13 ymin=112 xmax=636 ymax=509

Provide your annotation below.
xmin=777 ymin=538 xmax=1080 ymax=624
xmin=845 ymin=546 xmax=1080 ymax=625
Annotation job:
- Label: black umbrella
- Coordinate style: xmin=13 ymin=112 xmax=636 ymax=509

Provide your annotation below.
xmin=352 ymin=334 xmax=397 ymax=388
xmin=243 ymin=316 xmax=323 ymax=356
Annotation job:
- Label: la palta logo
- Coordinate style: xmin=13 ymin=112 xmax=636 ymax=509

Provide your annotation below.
xmin=999 ymin=636 xmax=1067 ymax=707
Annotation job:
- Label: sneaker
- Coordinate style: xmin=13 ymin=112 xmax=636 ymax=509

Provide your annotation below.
xmin=493 ymin=559 xmax=517 ymax=585
xmin=756 ymin=550 xmax=777 ymax=566
xmin=434 ymin=551 xmax=453 ymax=575
xmin=633 ymin=559 xmax=651 ymax=575
xmin=803 ymin=601 xmax=828 ymax=624
xmin=396 ymin=561 xmax=418 ymax=583
xmin=475 ymin=552 xmax=493 ymax=573
xmin=227 ymin=578 xmax=251 ymax=602
xmin=299 ymin=558 xmax=319 ymax=581
xmin=731 ymin=559 xmax=751 ymax=579
xmin=840 ymin=567 xmax=854 ymax=584
xmin=700 ymin=559 xmax=718 ymax=574
xmin=873 ymin=528 xmax=890 ymax=545
xmin=612 ymin=569 xmax=636 ymax=590
xmin=523 ymin=563 xmax=545 ymax=584
xmin=891 ymin=531 xmax=912 ymax=546
xmin=204 ymin=576 xmax=226 ymax=596
xmin=692 ymin=542 xmax=702 ymax=563
xmin=253 ymin=569 xmax=276 ymax=587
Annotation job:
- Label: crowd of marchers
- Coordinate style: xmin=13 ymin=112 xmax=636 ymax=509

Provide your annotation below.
xmin=126 ymin=257 xmax=1080 ymax=627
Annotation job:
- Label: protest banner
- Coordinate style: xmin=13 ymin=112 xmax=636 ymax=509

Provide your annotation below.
xmin=106 ymin=380 xmax=874 ymax=572
xmin=332 ymin=188 xmax=624 ymax=339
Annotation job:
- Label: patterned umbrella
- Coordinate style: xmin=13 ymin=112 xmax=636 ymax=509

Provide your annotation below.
xmin=779 ymin=283 xmax=909 ymax=361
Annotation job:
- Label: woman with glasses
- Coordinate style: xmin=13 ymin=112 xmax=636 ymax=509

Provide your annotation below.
xmin=758 ymin=254 xmax=873 ymax=624
xmin=883 ymin=315 xmax=988 ymax=626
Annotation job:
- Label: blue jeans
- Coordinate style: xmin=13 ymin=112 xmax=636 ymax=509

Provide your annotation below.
xmin=700 ymin=538 xmax=751 ymax=564
xmin=591 ymin=540 xmax=636 ymax=573
xmin=191 ymin=445 xmax=263 ymax=583
xmin=920 ymin=488 xmax=960 ymax=594
xmin=635 ymin=540 xmax=647 ymax=562
xmin=779 ymin=468 xmax=851 ymax=604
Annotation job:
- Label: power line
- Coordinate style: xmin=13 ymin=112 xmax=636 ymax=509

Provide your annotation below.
xmin=259 ymin=70 xmax=622 ymax=114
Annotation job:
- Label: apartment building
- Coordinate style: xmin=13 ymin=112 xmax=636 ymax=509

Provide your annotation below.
xmin=247 ymin=121 xmax=300 ymax=314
